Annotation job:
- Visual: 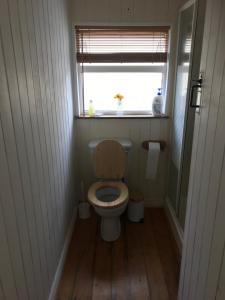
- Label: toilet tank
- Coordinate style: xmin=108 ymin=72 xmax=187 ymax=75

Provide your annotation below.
xmin=88 ymin=138 xmax=132 ymax=154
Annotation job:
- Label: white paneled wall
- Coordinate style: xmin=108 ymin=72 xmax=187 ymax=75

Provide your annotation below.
xmin=71 ymin=0 xmax=186 ymax=207
xmin=0 ymin=0 xmax=76 ymax=299
xmin=178 ymin=0 xmax=225 ymax=298
xmin=76 ymin=118 xmax=170 ymax=206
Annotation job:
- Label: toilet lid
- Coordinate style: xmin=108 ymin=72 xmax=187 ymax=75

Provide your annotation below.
xmin=93 ymin=139 xmax=126 ymax=179
xmin=88 ymin=181 xmax=129 ymax=209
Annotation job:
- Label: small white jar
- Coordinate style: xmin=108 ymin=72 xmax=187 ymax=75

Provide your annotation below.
xmin=128 ymin=192 xmax=144 ymax=222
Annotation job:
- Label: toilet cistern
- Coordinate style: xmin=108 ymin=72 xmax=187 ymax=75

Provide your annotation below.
xmin=88 ymin=138 xmax=132 ymax=154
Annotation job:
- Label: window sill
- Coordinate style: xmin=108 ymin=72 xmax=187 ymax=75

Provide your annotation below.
xmin=75 ymin=114 xmax=169 ymax=120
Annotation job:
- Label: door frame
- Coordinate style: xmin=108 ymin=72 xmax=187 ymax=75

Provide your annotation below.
xmin=170 ymin=0 xmax=199 ymax=216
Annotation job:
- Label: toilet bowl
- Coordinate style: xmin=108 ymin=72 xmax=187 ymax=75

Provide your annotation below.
xmin=87 ymin=139 xmax=131 ymax=242
xmin=88 ymin=181 xmax=128 ymax=241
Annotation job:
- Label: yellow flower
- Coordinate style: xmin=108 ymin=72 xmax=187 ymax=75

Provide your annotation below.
xmin=114 ymin=93 xmax=124 ymax=101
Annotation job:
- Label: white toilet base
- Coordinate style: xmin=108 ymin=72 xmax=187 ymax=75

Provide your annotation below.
xmin=93 ymin=201 xmax=128 ymax=242
xmin=101 ymin=216 xmax=121 ymax=242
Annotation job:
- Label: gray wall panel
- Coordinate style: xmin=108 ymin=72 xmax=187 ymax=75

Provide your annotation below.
xmin=0 ymin=0 xmax=76 ymax=299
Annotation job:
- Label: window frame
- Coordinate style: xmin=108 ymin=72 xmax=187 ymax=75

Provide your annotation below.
xmin=73 ymin=25 xmax=171 ymax=117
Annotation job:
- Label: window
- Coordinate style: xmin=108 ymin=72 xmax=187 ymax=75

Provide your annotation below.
xmin=75 ymin=26 xmax=170 ymax=116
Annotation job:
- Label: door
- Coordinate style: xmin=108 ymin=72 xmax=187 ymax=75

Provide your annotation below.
xmin=179 ymin=0 xmax=225 ymax=298
xmin=169 ymin=0 xmax=202 ymax=229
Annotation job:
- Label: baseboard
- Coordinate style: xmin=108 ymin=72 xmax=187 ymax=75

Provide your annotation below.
xmin=48 ymin=207 xmax=77 ymax=300
xmin=164 ymin=198 xmax=183 ymax=254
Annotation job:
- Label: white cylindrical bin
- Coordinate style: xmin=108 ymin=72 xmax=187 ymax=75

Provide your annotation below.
xmin=128 ymin=192 xmax=144 ymax=222
xmin=78 ymin=202 xmax=91 ymax=219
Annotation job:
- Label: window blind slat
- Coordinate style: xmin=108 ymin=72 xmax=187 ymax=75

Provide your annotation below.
xmin=75 ymin=26 xmax=169 ymax=63
xmin=77 ymin=53 xmax=168 ymax=63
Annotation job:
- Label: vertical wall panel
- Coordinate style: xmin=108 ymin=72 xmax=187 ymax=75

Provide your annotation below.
xmin=0 ymin=0 xmax=76 ymax=298
xmin=217 ymin=248 xmax=225 ymax=299
xmin=0 ymin=193 xmax=18 ymax=300
xmin=178 ymin=0 xmax=225 ymax=298
xmin=0 ymin=282 xmax=5 ymax=300
xmin=0 ymin=25 xmax=33 ymax=300
xmin=76 ymin=118 xmax=170 ymax=206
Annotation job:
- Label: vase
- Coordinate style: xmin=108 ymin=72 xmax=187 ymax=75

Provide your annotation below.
xmin=116 ymin=100 xmax=123 ymax=116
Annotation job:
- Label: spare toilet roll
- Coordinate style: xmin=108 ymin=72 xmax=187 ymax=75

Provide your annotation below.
xmin=145 ymin=142 xmax=160 ymax=179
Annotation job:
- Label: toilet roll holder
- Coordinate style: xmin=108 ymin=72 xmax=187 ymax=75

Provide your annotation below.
xmin=142 ymin=140 xmax=166 ymax=151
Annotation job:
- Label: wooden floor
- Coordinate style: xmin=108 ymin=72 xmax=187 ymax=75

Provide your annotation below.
xmin=57 ymin=208 xmax=180 ymax=300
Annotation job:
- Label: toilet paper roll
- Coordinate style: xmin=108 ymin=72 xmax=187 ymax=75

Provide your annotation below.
xmin=145 ymin=142 xmax=160 ymax=179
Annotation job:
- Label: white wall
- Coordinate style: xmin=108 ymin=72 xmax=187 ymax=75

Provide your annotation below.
xmin=71 ymin=0 xmax=186 ymax=206
xmin=0 ymin=0 xmax=77 ymax=299
xmin=71 ymin=0 xmax=186 ymax=23
xmin=71 ymin=0 xmax=186 ymax=115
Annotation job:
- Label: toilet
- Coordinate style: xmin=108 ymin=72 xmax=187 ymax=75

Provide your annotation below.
xmin=88 ymin=139 xmax=132 ymax=241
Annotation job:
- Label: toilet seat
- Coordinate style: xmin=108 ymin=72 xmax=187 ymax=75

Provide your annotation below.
xmin=88 ymin=181 xmax=128 ymax=209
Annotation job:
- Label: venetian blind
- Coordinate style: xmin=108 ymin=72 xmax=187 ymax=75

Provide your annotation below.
xmin=75 ymin=26 xmax=170 ymax=63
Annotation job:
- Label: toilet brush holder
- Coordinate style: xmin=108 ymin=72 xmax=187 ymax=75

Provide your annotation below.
xmin=78 ymin=202 xmax=90 ymax=219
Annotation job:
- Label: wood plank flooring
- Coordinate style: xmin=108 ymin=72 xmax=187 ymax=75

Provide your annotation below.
xmin=57 ymin=208 xmax=180 ymax=300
